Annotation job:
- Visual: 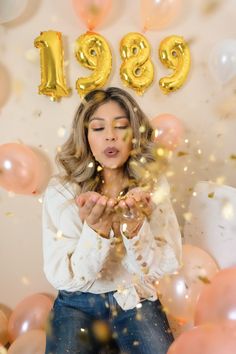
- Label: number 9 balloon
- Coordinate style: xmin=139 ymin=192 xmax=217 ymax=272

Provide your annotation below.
xmin=75 ymin=32 xmax=112 ymax=97
xmin=159 ymin=35 xmax=191 ymax=94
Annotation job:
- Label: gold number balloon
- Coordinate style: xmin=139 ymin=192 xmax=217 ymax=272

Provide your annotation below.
xmin=159 ymin=35 xmax=191 ymax=94
xmin=34 ymin=31 xmax=70 ymax=100
xmin=75 ymin=32 xmax=112 ymax=97
xmin=120 ymin=32 xmax=154 ymax=95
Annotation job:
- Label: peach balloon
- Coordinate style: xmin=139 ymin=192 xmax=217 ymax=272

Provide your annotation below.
xmin=0 ymin=143 xmax=43 ymax=195
xmin=167 ymin=321 xmax=236 ymax=354
xmin=8 ymin=329 xmax=46 ymax=354
xmin=72 ymin=0 xmax=112 ymax=30
xmin=156 ymin=244 xmax=219 ymax=323
xmin=0 ymin=310 xmax=8 ymax=346
xmin=8 ymin=294 xmax=53 ymax=342
xmin=141 ymin=0 xmax=183 ymax=31
xmin=195 ymin=267 xmax=236 ymax=326
xmin=151 ymin=114 xmax=184 ymax=150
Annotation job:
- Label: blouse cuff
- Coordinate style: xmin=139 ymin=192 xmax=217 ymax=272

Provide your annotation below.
xmin=121 ymin=218 xmax=156 ymax=271
xmin=70 ymin=221 xmax=112 ymax=282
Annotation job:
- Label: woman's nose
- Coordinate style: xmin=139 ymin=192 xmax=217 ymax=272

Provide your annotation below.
xmin=105 ymin=128 xmax=117 ymax=141
xmin=105 ymin=136 xmax=116 ymax=141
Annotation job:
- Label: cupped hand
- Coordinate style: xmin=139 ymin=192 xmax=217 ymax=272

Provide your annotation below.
xmin=115 ymin=187 xmax=153 ymax=221
xmin=76 ymin=192 xmax=117 ymax=237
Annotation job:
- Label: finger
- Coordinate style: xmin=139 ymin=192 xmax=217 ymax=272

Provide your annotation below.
xmin=107 ymin=197 xmax=117 ymax=208
xmin=83 ymin=194 xmax=100 ymax=214
xmin=76 ymin=192 xmax=99 ymax=207
xmin=88 ymin=196 xmax=108 ymax=223
xmin=124 ymin=196 xmax=135 ymax=208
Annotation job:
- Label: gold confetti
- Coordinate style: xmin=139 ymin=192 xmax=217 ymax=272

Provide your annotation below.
xmin=183 ymin=212 xmax=192 ymax=222
xmin=92 ymin=320 xmax=111 ymax=343
xmin=21 ymin=276 xmax=30 ymax=285
xmin=97 ymin=165 xmax=103 ymax=172
xmin=215 ymin=176 xmax=225 ymax=185
xmin=25 ymin=48 xmax=38 ymax=63
xmin=139 ymin=125 xmax=146 ymax=133
xmin=198 ymin=276 xmax=211 ymax=284
xmin=55 ymin=230 xmax=63 ymax=240
xmin=202 ymin=0 xmax=223 ymax=15
xmin=177 ymin=151 xmax=189 ymax=157
xmin=208 ymin=192 xmax=215 ymax=198
xmin=5 ymin=212 xmax=14 ymax=217
xmin=222 ymin=201 xmax=234 ymax=220
xmin=57 ymin=126 xmax=67 ymax=138
xmin=0 ymin=346 xmax=7 ymax=354
xmin=133 ymin=341 xmax=140 ymax=346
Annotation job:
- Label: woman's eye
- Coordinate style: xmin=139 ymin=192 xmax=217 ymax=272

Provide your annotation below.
xmin=92 ymin=126 xmax=128 ymax=131
xmin=92 ymin=128 xmax=104 ymax=131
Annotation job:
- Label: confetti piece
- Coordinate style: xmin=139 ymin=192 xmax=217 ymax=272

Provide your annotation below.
xmin=57 ymin=126 xmax=67 ymax=138
xmin=198 ymin=276 xmax=211 ymax=284
xmin=208 ymin=192 xmax=215 ymax=198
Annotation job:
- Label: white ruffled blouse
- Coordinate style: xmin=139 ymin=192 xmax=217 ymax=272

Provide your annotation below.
xmin=42 ymin=176 xmax=182 ymax=310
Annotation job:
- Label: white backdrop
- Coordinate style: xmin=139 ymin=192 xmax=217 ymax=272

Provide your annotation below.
xmin=0 ymin=0 xmax=236 ymax=308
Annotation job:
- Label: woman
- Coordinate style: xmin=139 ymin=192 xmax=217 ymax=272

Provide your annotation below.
xmin=43 ymin=87 xmax=182 ymax=353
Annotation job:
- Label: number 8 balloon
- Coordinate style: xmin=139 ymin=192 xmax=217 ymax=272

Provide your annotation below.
xmin=120 ymin=32 xmax=154 ymax=95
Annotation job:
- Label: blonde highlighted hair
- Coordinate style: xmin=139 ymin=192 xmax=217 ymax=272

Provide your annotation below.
xmin=56 ymin=87 xmax=163 ymax=194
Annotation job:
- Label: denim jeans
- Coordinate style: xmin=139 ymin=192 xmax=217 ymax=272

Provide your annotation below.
xmin=45 ymin=290 xmax=174 ymax=354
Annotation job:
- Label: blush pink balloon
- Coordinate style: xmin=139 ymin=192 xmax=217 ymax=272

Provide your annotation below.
xmin=8 ymin=294 xmax=53 ymax=343
xmin=156 ymin=245 xmax=219 ymax=323
xmin=8 ymin=329 xmax=46 ymax=354
xmin=151 ymin=114 xmax=184 ymax=150
xmin=0 ymin=143 xmax=44 ymax=195
xmin=72 ymin=0 xmax=112 ymax=30
xmin=141 ymin=0 xmax=183 ymax=31
xmin=167 ymin=321 xmax=236 ymax=354
xmin=195 ymin=267 xmax=236 ymax=326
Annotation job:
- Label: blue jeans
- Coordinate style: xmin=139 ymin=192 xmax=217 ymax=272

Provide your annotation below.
xmin=45 ymin=290 xmax=174 ymax=354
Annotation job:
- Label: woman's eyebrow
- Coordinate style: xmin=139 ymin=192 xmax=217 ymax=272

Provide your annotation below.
xmin=89 ymin=116 xmax=128 ymax=122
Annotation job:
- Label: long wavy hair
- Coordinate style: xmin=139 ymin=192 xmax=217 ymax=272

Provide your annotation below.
xmin=56 ymin=87 xmax=165 ymax=195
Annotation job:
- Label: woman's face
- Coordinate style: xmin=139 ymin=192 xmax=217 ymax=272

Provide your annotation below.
xmin=87 ymin=100 xmax=133 ymax=170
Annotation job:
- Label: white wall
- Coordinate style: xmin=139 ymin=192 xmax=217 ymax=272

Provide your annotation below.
xmin=0 ymin=0 xmax=236 ymax=308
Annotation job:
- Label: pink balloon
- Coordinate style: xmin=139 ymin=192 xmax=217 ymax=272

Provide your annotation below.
xmin=8 ymin=329 xmax=46 ymax=354
xmin=72 ymin=0 xmax=112 ymax=30
xmin=167 ymin=321 xmax=236 ymax=354
xmin=151 ymin=114 xmax=184 ymax=150
xmin=156 ymin=245 xmax=219 ymax=323
xmin=8 ymin=294 xmax=53 ymax=342
xmin=195 ymin=267 xmax=236 ymax=326
xmin=0 ymin=143 xmax=44 ymax=195
xmin=141 ymin=0 xmax=183 ymax=31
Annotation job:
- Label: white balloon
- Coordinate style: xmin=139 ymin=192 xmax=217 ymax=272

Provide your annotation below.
xmin=208 ymin=39 xmax=236 ymax=84
xmin=0 ymin=0 xmax=28 ymax=24
xmin=183 ymin=181 xmax=236 ymax=269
